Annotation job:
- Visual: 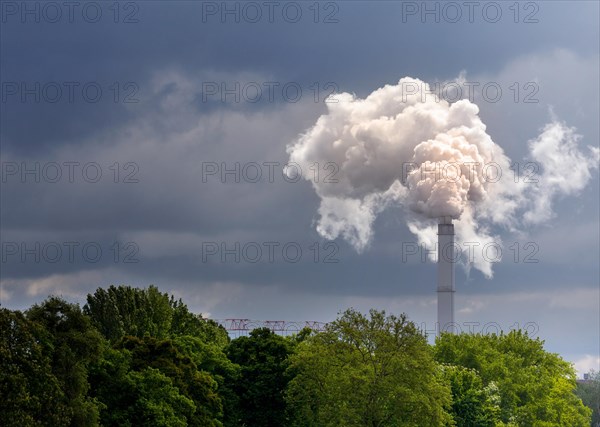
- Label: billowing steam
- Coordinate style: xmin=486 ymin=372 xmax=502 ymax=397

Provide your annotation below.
xmin=287 ymin=77 xmax=598 ymax=277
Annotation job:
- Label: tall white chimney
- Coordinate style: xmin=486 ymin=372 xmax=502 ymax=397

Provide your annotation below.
xmin=437 ymin=216 xmax=455 ymax=334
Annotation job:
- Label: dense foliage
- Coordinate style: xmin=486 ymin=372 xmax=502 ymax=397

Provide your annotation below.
xmin=0 ymin=285 xmax=594 ymax=426
xmin=226 ymin=328 xmax=295 ymax=426
xmin=575 ymin=371 xmax=600 ymax=427
xmin=435 ymin=332 xmax=592 ymax=426
xmin=287 ymin=309 xmax=453 ymax=426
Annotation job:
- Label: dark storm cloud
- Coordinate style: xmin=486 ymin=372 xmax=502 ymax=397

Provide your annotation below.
xmin=2 ymin=1 xmax=598 ymax=153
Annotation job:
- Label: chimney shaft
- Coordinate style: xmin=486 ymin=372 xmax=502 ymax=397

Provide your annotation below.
xmin=437 ymin=217 xmax=455 ymax=334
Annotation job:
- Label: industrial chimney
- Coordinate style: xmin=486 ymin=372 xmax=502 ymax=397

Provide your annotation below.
xmin=437 ymin=216 xmax=455 ymax=334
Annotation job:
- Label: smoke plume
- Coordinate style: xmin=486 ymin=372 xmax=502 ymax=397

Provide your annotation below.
xmin=287 ymin=77 xmax=598 ymax=277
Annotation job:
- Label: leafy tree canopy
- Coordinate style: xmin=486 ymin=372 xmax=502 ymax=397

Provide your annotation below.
xmin=575 ymin=370 xmax=600 ymax=427
xmin=226 ymin=328 xmax=295 ymax=427
xmin=434 ymin=331 xmax=592 ymax=426
xmin=84 ymin=285 xmax=228 ymax=346
xmin=26 ymin=297 xmax=105 ymax=426
xmin=286 ymin=309 xmax=453 ymax=427
xmin=0 ymin=308 xmax=69 ymax=426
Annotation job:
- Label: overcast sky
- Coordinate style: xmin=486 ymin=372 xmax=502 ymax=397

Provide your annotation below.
xmin=1 ymin=1 xmax=598 ymax=376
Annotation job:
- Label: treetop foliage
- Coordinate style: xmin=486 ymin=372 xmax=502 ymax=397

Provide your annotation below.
xmin=83 ymin=285 xmax=228 ymax=346
xmin=0 ymin=286 xmax=594 ymax=427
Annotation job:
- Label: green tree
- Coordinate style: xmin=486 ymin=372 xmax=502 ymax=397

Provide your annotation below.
xmin=174 ymin=335 xmax=241 ymax=426
xmin=226 ymin=328 xmax=295 ymax=427
xmin=84 ymin=285 xmax=228 ymax=345
xmin=435 ymin=331 xmax=592 ymax=426
xmin=117 ymin=335 xmax=223 ymax=426
xmin=88 ymin=346 xmax=136 ymax=426
xmin=88 ymin=348 xmax=195 ymax=427
xmin=128 ymin=368 xmax=196 ymax=427
xmin=0 ymin=308 xmax=69 ymax=426
xmin=26 ymin=297 xmax=105 ymax=426
xmin=83 ymin=285 xmax=175 ymax=341
xmin=575 ymin=370 xmax=600 ymax=427
xmin=286 ymin=309 xmax=453 ymax=427
xmin=127 ymin=367 xmax=196 ymax=426
xmin=85 ymin=285 xmax=233 ymax=425
xmin=440 ymin=365 xmax=501 ymax=426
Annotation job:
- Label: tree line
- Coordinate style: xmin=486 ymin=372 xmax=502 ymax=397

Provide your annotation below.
xmin=0 ymin=285 xmax=597 ymax=426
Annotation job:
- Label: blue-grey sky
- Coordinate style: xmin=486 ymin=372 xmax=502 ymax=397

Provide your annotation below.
xmin=1 ymin=1 xmax=598 ymax=376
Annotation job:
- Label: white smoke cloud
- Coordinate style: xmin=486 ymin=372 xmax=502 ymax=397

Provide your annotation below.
xmin=525 ymin=121 xmax=600 ymax=224
xmin=287 ymin=77 xmax=598 ymax=276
